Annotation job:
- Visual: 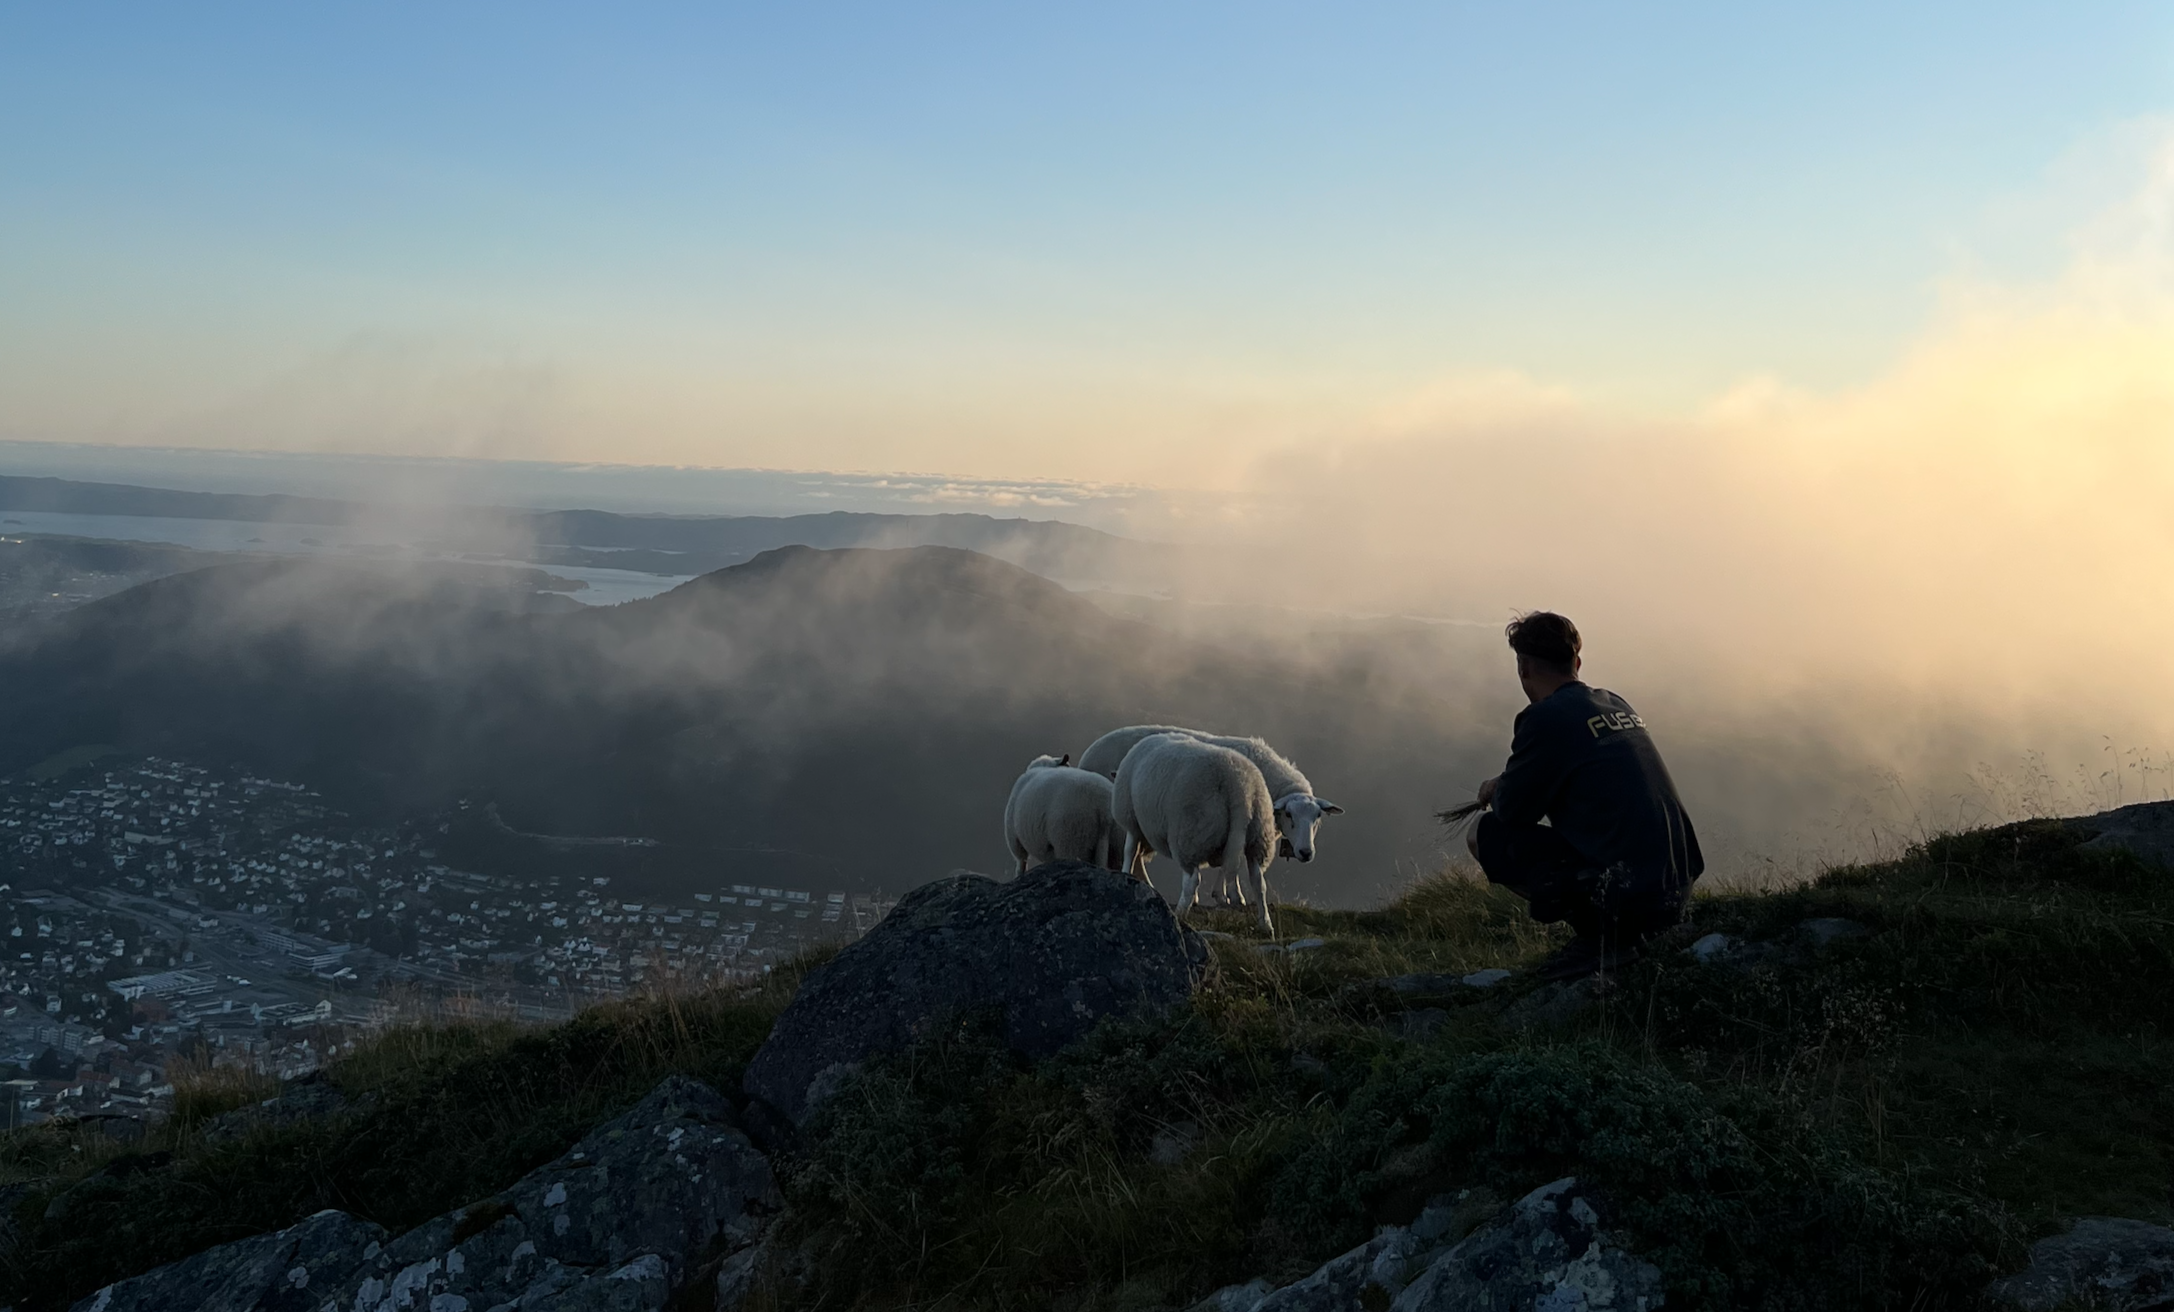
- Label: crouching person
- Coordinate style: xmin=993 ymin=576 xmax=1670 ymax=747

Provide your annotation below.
xmin=1467 ymin=611 xmax=1703 ymax=981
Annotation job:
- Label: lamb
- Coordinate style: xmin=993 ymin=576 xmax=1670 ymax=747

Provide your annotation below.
xmin=1081 ymin=724 xmax=1343 ymax=894
xmin=1003 ymin=753 xmax=1123 ymax=874
xmin=1111 ymin=732 xmax=1280 ymax=933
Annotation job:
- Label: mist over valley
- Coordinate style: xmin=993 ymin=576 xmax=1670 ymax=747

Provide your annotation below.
xmin=0 ymin=529 xmax=1488 ymax=906
xmin=6 ymin=468 xmax=2158 ymax=912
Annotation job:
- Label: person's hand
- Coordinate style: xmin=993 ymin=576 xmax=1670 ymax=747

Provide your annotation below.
xmin=1476 ymin=775 xmax=1499 ymax=807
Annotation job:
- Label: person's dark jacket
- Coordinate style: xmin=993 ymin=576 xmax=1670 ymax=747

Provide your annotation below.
xmin=1491 ymin=681 xmax=1703 ymax=901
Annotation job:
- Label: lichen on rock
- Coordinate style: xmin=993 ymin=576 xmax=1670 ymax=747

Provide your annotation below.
xmin=68 ymin=1076 xmax=776 ymax=1312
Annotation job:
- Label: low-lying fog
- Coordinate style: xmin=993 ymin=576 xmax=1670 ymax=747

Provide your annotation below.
xmin=0 ymin=508 xmax=691 ymax=605
xmin=6 ymin=438 xmax=2168 ymax=897
xmin=9 ymin=155 xmax=2173 ymax=893
xmin=1106 ymin=235 xmax=2174 ymax=880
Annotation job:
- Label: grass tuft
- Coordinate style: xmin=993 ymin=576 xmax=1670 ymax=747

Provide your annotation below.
xmin=163 ymin=1054 xmax=281 ymax=1138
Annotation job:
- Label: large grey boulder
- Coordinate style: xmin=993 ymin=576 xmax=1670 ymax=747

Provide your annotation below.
xmin=1392 ymin=1177 xmax=1665 ymax=1310
xmin=1209 ymin=1178 xmax=1664 ymax=1312
xmin=2080 ymin=802 xmax=2174 ymax=871
xmin=72 ymin=1209 xmax=387 ymax=1312
xmin=1254 ymin=1224 xmax=1426 ymax=1312
xmin=71 ymin=1076 xmax=777 ymax=1312
xmin=744 ymin=860 xmax=1208 ymax=1129
xmin=1189 ymin=1278 xmax=1276 ymax=1312
xmin=1985 ymin=1216 xmax=2174 ymax=1311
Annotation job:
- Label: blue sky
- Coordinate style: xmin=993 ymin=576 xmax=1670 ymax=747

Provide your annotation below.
xmin=2 ymin=3 xmax=2170 ymax=483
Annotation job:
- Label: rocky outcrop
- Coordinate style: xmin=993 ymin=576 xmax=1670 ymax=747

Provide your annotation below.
xmin=72 ymin=1209 xmax=387 ymax=1312
xmin=1393 ymin=1178 xmax=1665 ymax=1310
xmin=1198 ymin=1177 xmax=1664 ymax=1312
xmin=743 ymin=859 xmax=1208 ymax=1130
xmin=1985 ymin=1216 xmax=2174 ymax=1311
xmin=2080 ymin=801 xmax=2174 ymax=871
xmin=70 ymin=1076 xmax=777 ymax=1312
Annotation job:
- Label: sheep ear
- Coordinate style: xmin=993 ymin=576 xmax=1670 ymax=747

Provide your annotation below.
xmin=1058 ymin=753 xmax=1071 ymax=767
xmin=1319 ymin=801 xmax=1345 ymax=815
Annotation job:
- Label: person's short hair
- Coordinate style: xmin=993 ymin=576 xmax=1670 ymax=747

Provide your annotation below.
xmin=1505 ymin=611 xmax=1580 ymax=672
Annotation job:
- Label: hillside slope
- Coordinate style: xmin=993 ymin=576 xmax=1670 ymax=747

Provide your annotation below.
xmin=0 ymin=545 xmax=1488 ymax=902
xmin=5 ymin=815 xmax=2169 ymax=1311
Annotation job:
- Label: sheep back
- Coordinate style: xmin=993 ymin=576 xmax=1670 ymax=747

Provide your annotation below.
xmin=1112 ymin=733 xmax=1274 ymax=872
xmin=1083 ymin=726 xmax=1312 ymax=804
xmin=1007 ymin=763 xmax=1121 ymax=869
xmin=1079 ymin=724 xmax=1199 ymax=779
xmin=1196 ymin=734 xmax=1313 ymax=802
xmin=1004 ymin=754 xmax=1069 ymax=863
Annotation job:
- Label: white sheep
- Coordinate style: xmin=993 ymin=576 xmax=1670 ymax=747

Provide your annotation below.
xmin=1003 ymin=753 xmax=1123 ymax=874
xmin=1081 ymin=725 xmax=1342 ymax=899
xmin=1193 ymin=732 xmax=1343 ymax=867
xmin=1079 ymin=724 xmax=1194 ymax=780
xmin=1111 ymin=733 xmax=1279 ymax=933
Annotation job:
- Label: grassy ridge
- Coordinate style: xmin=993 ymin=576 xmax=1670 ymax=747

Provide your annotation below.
xmin=3 ymin=821 xmax=2171 ymax=1311
xmin=0 ymin=967 xmax=815 ymax=1312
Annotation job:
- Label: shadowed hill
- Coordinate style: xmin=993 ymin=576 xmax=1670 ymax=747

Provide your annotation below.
xmin=0 ymin=546 xmax=1488 ymax=901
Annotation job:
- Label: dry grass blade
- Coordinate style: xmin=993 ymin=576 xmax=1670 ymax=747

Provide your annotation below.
xmin=164 ymin=1053 xmax=280 ymax=1137
xmin=1434 ymin=799 xmax=1488 ymax=827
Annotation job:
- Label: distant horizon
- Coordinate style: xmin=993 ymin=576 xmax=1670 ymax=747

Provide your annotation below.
xmin=0 ymin=438 xmax=1189 ymax=537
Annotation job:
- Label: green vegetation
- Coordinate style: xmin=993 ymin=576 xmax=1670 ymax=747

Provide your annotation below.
xmin=4 ymin=821 xmax=2171 ymax=1311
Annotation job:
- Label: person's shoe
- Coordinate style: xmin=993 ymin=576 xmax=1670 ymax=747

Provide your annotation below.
xmin=1533 ymin=935 xmax=1642 ymax=982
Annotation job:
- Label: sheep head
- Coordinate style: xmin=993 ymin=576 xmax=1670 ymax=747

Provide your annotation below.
xmin=1273 ymin=793 xmax=1342 ymax=863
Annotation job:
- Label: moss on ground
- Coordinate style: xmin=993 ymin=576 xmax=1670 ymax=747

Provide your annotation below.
xmin=3 ymin=821 xmax=2170 ymax=1311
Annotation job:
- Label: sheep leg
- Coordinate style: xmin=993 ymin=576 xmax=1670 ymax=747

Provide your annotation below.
xmin=1250 ymin=856 xmax=1273 ymax=936
xmin=1122 ymin=832 xmax=1144 ymax=880
xmin=1176 ymin=865 xmax=1200 ymax=918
